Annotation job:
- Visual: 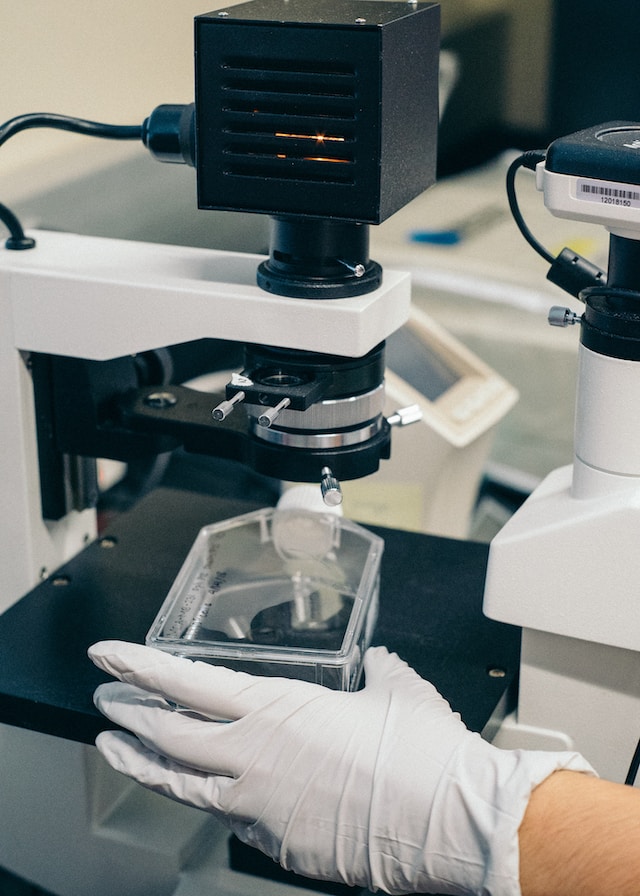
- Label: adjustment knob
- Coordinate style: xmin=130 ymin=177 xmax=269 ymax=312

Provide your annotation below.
xmin=320 ymin=466 xmax=343 ymax=507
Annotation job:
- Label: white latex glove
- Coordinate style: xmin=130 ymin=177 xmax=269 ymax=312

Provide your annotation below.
xmin=89 ymin=641 xmax=594 ymax=896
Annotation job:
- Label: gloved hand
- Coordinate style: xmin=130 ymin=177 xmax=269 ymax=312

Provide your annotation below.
xmin=89 ymin=641 xmax=594 ymax=896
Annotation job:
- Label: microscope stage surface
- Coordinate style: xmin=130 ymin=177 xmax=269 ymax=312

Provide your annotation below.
xmin=0 ymin=485 xmax=519 ymax=744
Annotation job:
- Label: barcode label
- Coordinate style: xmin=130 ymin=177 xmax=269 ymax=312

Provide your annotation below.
xmin=577 ymin=178 xmax=640 ymax=208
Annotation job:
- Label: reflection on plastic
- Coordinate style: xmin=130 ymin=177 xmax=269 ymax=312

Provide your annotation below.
xmin=146 ymin=507 xmax=383 ymax=690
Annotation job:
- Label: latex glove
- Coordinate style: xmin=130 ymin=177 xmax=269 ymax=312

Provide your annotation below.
xmin=89 ymin=641 xmax=594 ymax=896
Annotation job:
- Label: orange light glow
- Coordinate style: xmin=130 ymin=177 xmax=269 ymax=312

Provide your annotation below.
xmin=303 ymin=156 xmax=350 ymax=163
xmin=274 ymin=152 xmax=349 ymax=163
xmin=275 ymin=132 xmax=345 ymax=143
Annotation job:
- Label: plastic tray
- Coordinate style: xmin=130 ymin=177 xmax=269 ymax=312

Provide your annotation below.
xmin=146 ymin=507 xmax=383 ymax=690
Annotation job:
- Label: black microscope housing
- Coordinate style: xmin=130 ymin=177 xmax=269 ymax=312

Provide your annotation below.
xmin=195 ymin=0 xmax=439 ymax=222
xmin=194 ymin=0 xmax=440 ymax=298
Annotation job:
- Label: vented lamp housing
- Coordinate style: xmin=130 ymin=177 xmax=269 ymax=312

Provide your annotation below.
xmin=195 ymin=0 xmax=440 ymax=224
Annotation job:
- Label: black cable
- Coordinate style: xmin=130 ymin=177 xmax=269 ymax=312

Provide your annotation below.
xmin=505 ymin=150 xmax=554 ymax=265
xmin=1 ymin=112 xmax=143 ymax=249
xmin=0 ymin=112 xmax=142 ymax=149
xmin=625 ymin=735 xmax=640 ymax=786
xmin=506 ymin=150 xmax=607 ymax=298
xmin=0 ymin=202 xmax=35 ymax=250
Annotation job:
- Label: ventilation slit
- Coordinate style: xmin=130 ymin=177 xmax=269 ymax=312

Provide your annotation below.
xmin=221 ymin=58 xmax=358 ymax=185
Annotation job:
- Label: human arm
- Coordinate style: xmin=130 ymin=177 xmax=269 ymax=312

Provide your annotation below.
xmin=89 ymin=640 xmax=594 ymax=896
xmin=519 ymin=768 xmax=640 ymax=896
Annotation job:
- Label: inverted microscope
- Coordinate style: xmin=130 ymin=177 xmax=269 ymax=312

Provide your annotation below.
xmin=0 ymin=4 xmax=518 ymax=895
xmin=5 ymin=3 xmax=636 ymax=895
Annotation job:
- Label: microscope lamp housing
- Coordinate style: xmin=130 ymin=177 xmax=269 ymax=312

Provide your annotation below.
xmin=194 ymin=0 xmax=440 ymax=223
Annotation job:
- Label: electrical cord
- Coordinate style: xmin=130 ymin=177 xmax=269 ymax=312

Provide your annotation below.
xmin=625 ymin=736 xmax=640 ymax=786
xmin=0 ymin=201 xmax=35 ymax=250
xmin=506 ymin=149 xmax=606 ymax=299
xmin=0 ymin=112 xmax=142 ymax=149
xmin=505 ymin=150 xmax=553 ymax=264
xmin=0 ymin=112 xmax=143 ymax=249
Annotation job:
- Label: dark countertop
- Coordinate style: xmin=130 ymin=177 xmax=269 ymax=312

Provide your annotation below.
xmin=0 ymin=485 xmax=519 ymax=745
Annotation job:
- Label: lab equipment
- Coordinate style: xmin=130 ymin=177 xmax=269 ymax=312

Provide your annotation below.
xmin=0 ymin=5 xmax=505 ymax=896
xmin=192 ymin=0 xmax=438 ymax=293
xmin=484 ymin=122 xmax=640 ymax=782
xmin=0 ymin=0 xmax=440 ymax=616
xmin=140 ymin=0 xmax=440 ymax=489
xmin=146 ymin=506 xmax=383 ymax=690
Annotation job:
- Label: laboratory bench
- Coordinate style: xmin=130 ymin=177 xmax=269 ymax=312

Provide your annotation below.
xmin=0 ymin=462 xmax=519 ymax=745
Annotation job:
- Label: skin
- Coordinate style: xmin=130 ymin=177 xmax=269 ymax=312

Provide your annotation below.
xmin=519 ymin=771 xmax=640 ymax=896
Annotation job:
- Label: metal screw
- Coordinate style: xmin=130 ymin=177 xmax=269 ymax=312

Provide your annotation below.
xmin=100 ymin=536 xmax=118 ymax=549
xmin=338 ymin=259 xmax=366 ymax=277
xmin=355 ymin=17 xmax=366 ymax=23
xmin=548 ymin=306 xmax=582 ymax=328
xmin=487 ymin=666 xmax=506 ymax=679
xmin=144 ymin=391 xmax=178 ymax=409
xmin=218 ymin=10 xmax=229 ymax=15
xmin=52 ymin=574 xmax=71 ymax=587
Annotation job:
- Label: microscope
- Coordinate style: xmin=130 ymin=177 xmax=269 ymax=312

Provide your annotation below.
xmin=0 ymin=0 xmax=440 ymax=615
xmin=3 ymin=1 xmax=640 ymax=888
xmin=0 ymin=4 xmax=450 ymax=893
xmin=484 ymin=123 xmax=640 ymax=783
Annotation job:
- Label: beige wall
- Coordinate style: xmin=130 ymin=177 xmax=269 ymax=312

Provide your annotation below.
xmin=1 ymin=1 xmax=225 ymax=188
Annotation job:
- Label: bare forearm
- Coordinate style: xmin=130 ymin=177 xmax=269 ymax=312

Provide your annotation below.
xmin=519 ymin=770 xmax=640 ymax=896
